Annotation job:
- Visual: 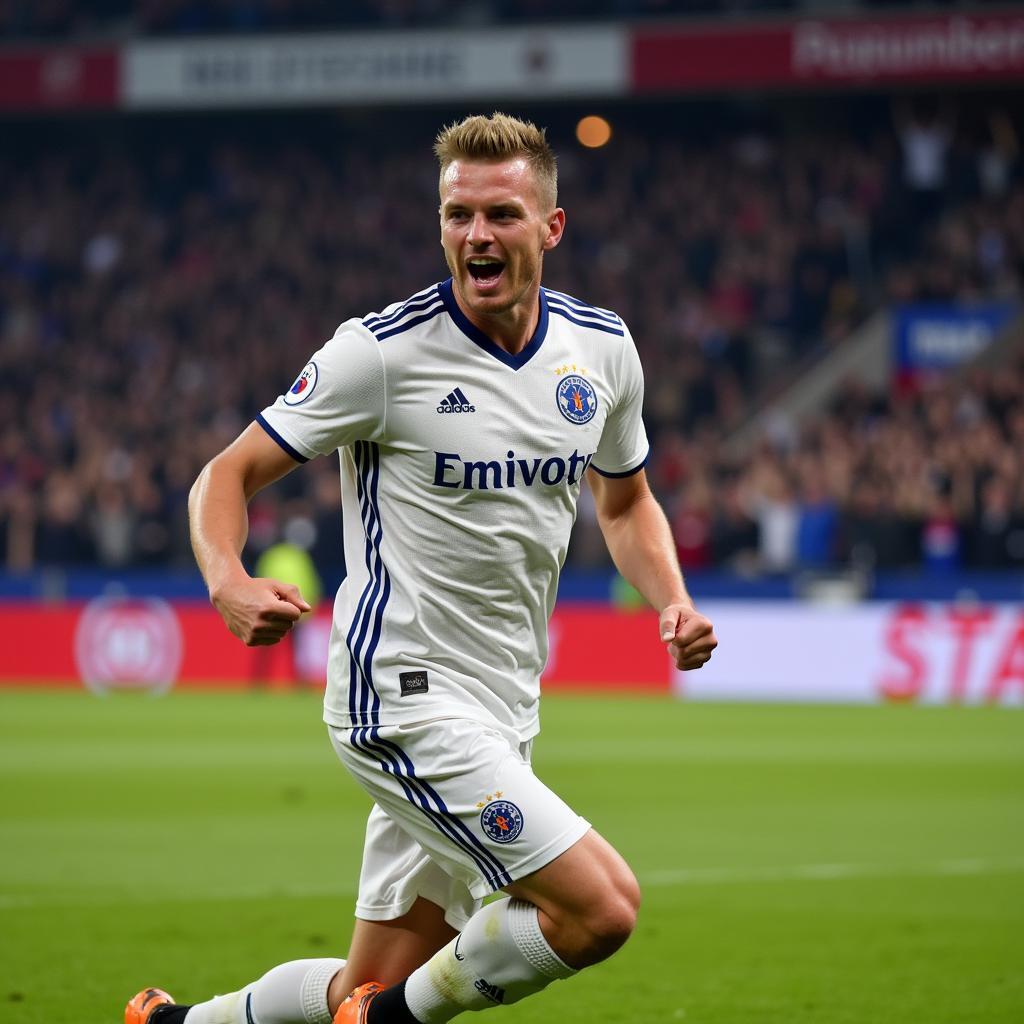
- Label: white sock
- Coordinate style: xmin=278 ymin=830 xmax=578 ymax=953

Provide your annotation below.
xmin=183 ymin=958 xmax=345 ymax=1024
xmin=403 ymin=899 xmax=575 ymax=1023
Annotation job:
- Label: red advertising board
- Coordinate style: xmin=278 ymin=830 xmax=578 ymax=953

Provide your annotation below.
xmin=0 ymin=601 xmax=668 ymax=692
xmin=0 ymin=47 xmax=118 ymax=109
xmin=632 ymin=12 xmax=1024 ymax=92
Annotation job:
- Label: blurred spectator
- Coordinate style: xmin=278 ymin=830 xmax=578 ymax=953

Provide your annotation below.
xmin=894 ymin=100 xmax=953 ymax=201
xmin=976 ymin=111 xmax=1019 ymax=201
xmin=745 ymin=451 xmax=799 ymax=573
xmin=841 ymin=479 xmax=915 ymax=571
xmin=795 ymin=468 xmax=839 ymax=568
xmin=971 ymin=475 xmax=1024 ymax=569
xmin=710 ymin=475 xmax=758 ymax=571
xmin=671 ymin=477 xmax=714 ymax=571
xmin=35 ymin=471 xmax=94 ymax=565
xmin=921 ymin=492 xmax=962 ymax=574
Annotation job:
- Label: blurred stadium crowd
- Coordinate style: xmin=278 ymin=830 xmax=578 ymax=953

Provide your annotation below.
xmin=0 ymin=0 xmax=978 ymax=39
xmin=1 ymin=99 xmax=1022 ymax=576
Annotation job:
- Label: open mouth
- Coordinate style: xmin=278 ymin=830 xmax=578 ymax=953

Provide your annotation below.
xmin=467 ymin=259 xmax=505 ymax=286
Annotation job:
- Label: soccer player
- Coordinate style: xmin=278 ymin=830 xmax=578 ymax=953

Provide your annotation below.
xmin=127 ymin=112 xmax=717 ymax=1024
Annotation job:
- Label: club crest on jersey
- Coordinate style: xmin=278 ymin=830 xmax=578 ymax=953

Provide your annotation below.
xmin=480 ymin=799 xmax=524 ymax=844
xmin=284 ymin=362 xmax=318 ymax=406
xmin=556 ymin=374 xmax=597 ymax=425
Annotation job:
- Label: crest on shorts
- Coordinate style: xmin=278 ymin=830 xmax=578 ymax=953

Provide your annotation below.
xmin=556 ymin=374 xmax=597 ymax=425
xmin=284 ymin=361 xmax=318 ymax=405
xmin=480 ymin=799 xmax=524 ymax=844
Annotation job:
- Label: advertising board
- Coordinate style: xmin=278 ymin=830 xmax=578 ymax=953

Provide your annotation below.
xmin=3 ymin=599 xmax=1022 ymax=705
xmin=676 ymin=601 xmax=1024 ymax=706
xmin=633 ymin=12 xmax=1024 ymax=92
xmin=893 ymin=304 xmax=1016 ymax=389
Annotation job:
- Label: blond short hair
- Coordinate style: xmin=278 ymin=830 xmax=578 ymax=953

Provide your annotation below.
xmin=434 ymin=112 xmax=558 ymax=211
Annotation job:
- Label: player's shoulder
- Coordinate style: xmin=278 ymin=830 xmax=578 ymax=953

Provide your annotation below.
xmin=359 ymin=282 xmax=447 ymax=343
xmin=542 ymin=286 xmax=627 ymax=338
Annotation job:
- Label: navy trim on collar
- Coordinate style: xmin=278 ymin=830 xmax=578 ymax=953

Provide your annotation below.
xmin=439 ymin=278 xmax=548 ymax=371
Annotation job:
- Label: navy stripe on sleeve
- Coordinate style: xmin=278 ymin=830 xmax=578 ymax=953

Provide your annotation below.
xmin=590 ymin=450 xmax=649 ymax=478
xmin=255 ymin=413 xmax=310 ymax=464
xmin=546 ymin=302 xmax=625 ymax=337
xmin=362 ymin=285 xmax=440 ymax=330
xmin=373 ymin=305 xmax=446 ymax=341
xmin=543 ymin=288 xmax=621 ymax=324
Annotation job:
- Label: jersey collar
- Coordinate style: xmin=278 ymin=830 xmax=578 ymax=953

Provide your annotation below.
xmin=439 ymin=277 xmax=548 ymax=371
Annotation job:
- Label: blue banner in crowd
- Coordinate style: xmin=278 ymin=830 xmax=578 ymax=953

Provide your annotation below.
xmin=894 ymin=303 xmax=1017 ymax=374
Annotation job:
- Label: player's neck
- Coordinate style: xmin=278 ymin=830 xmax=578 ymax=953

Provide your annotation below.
xmin=453 ymin=289 xmax=541 ymax=356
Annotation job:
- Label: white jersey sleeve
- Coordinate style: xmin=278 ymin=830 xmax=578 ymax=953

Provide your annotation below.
xmin=591 ymin=326 xmax=649 ymax=477
xmin=257 ymin=321 xmax=386 ymax=460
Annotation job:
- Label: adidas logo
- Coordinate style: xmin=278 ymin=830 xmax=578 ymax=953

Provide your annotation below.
xmin=436 ymin=387 xmax=476 ymax=414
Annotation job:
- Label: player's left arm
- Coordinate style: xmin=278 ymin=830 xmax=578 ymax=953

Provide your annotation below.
xmin=588 ymin=468 xmax=717 ymax=671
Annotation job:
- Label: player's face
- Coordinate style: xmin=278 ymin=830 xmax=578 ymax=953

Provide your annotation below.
xmin=439 ymin=157 xmax=564 ymax=321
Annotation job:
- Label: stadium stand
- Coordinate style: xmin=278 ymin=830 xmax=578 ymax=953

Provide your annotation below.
xmin=0 ymin=91 xmax=1021 ymax=576
xmin=2 ymin=102 xmax=1015 ymax=581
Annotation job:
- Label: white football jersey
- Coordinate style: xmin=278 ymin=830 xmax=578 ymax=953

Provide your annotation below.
xmin=259 ymin=278 xmax=648 ymax=739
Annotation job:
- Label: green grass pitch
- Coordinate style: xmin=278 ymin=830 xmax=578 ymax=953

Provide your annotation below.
xmin=1 ymin=689 xmax=1022 ymax=1023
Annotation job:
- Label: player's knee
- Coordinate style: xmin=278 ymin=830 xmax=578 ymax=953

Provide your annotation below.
xmin=581 ymin=897 xmax=637 ymax=961
xmin=580 ymin=871 xmax=641 ymax=961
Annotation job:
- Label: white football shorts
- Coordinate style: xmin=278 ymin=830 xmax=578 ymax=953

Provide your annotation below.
xmin=329 ymin=716 xmax=590 ymax=929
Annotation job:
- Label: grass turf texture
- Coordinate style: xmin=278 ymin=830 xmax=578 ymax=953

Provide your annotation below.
xmin=0 ymin=690 xmax=1022 ymax=1024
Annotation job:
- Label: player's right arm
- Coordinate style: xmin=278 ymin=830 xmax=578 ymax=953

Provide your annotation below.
xmin=194 ymin=319 xmax=386 ymax=644
xmin=189 ymin=423 xmax=310 ymax=646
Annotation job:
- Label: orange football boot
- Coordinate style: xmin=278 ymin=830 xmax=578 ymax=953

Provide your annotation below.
xmin=125 ymin=987 xmax=176 ymax=1024
xmin=332 ymin=981 xmax=384 ymax=1024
